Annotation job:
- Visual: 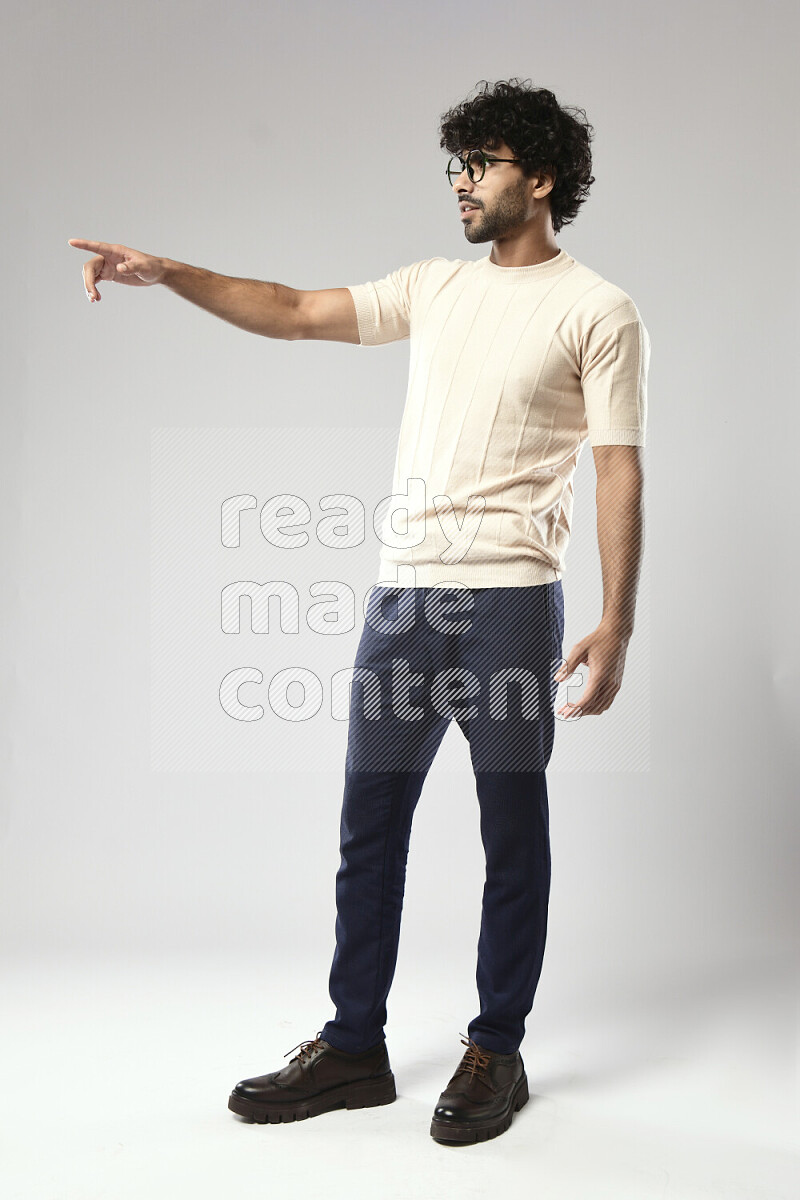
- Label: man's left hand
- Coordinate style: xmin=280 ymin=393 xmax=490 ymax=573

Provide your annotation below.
xmin=552 ymin=620 xmax=631 ymax=717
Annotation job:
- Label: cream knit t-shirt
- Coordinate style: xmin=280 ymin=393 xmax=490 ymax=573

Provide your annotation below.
xmin=346 ymin=247 xmax=650 ymax=589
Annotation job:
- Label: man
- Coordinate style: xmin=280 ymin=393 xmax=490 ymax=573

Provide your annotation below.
xmin=69 ymin=78 xmax=650 ymax=1146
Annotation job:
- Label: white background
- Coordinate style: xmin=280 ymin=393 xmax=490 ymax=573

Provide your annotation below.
xmin=2 ymin=1 xmax=797 ymax=1196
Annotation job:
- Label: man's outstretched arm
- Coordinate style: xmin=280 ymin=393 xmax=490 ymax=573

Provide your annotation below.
xmin=67 ymin=239 xmax=361 ymax=343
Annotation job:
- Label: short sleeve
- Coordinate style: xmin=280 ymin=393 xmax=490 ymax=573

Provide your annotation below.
xmin=580 ymin=300 xmax=651 ymax=446
xmin=346 ymin=262 xmax=426 ymax=346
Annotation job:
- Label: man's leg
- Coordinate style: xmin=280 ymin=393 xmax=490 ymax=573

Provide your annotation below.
xmin=320 ymin=586 xmax=452 ymax=1053
xmin=319 ymin=766 xmax=433 ymax=1053
xmin=467 ymin=768 xmax=551 ymax=1053
xmin=456 ymin=582 xmax=565 ymax=1054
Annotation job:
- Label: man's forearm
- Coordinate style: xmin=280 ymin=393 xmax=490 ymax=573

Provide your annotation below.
xmin=159 ymin=259 xmax=302 ymax=339
xmin=595 ymin=469 xmax=645 ymax=639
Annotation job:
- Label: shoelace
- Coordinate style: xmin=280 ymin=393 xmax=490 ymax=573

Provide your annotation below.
xmin=454 ymin=1032 xmax=498 ymax=1091
xmin=283 ymin=1031 xmax=326 ymax=1065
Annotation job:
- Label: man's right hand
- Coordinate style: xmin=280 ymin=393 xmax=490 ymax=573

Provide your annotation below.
xmin=68 ymin=239 xmax=166 ymax=302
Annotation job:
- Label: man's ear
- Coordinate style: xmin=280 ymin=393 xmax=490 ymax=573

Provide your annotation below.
xmin=532 ymin=170 xmax=556 ymax=198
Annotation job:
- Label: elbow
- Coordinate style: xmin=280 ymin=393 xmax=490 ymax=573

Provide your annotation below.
xmin=593 ymin=444 xmax=645 ymax=491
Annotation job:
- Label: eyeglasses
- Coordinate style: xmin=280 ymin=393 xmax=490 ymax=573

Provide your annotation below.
xmin=446 ymin=149 xmax=522 ymax=185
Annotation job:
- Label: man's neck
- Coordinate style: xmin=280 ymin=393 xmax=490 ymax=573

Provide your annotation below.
xmin=489 ymin=231 xmax=561 ymax=268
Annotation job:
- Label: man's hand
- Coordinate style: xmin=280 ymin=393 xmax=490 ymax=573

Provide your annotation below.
xmin=552 ymin=619 xmax=631 ymax=717
xmin=68 ymin=239 xmax=166 ymax=302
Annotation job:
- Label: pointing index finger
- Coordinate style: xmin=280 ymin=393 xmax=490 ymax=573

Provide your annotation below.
xmin=68 ymin=239 xmax=107 ymax=252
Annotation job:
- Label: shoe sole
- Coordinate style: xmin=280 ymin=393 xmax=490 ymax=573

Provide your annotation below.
xmin=429 ymin=1072 xmax=529 ymax=1144
xmin=228 ymin=1070 xmax=397 ymax=1123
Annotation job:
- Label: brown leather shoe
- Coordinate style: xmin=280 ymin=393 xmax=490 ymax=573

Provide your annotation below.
xmin=228 ymin=1032 xmax=396 ymax=1123
xmin=430 ymin=1035 xmax=529 ymax=1144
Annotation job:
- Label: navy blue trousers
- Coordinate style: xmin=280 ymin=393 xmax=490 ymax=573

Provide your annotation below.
xmin=320 ymin=581 xmax=565 ymax=1056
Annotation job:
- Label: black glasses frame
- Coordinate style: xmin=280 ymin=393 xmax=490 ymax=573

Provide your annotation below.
xmin=446 ymin=149 xmax=522 ymax=185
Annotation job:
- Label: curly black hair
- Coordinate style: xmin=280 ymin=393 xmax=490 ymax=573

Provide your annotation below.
xmin=438 ymin=79 xmax=595 ymax=234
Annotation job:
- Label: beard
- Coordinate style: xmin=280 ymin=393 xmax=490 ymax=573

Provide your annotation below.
xmin=462 ymin=176 xmax=531 ymax=243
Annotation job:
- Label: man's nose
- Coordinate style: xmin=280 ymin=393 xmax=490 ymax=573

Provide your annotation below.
xmin=452 ymin=168 xmax=474 ymax=195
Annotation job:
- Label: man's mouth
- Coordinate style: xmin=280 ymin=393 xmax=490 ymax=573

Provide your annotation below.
xmin=459 ymin=203 xmax=480 ymax=216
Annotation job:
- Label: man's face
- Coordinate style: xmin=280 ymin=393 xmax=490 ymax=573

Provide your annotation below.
xmin=451 ymin=139 xmax=547 ymax=244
